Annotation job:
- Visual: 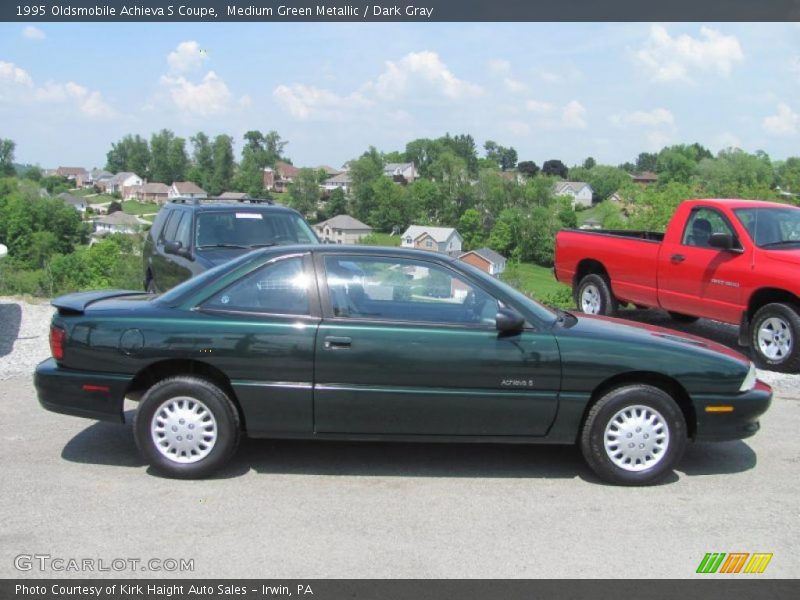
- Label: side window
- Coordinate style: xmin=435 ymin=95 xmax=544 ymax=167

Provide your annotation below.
xmin=161 ymin=211 xmax=183 ymax=243
xmin=150 ymin=209 xmax=169 ymax=242
xmin=175 ymin=213 xmax=192 ymax=248
xmin=682 ymin=208 xmax=735 ymax=248
xmin=202 ymin=257 xmax=310 ymax=315
xmin=324 ymin=256 xmax=499 ymax=326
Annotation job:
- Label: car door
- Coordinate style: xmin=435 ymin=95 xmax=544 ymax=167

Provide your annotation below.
xmin=312 ymin=252 xmax=561 ymax=437
xmin=658 ymin=206 xmax=750 ymax=323
xmin=193 ymin=253 xmax=320 ymax=436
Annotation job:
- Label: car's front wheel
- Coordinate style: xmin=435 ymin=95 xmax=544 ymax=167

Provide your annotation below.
xmin=751 ymin=303 xmax=800 ymax=373
xmin=134 ymin=376 xmax=241 ymax=478
xmin=580 ymin=384 xmax=687 ymax=485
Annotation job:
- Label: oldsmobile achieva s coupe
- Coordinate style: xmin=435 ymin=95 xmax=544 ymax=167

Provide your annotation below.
xmin=35 ymin=246 xmax=772 ymax=485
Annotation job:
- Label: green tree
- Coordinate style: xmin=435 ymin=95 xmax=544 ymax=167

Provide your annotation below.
xmin=635 ymin=152 xmax=658 ymax=173
xmin=187 ymin=132 xmax=213 ymax=189
xmin=368 ymin=177 xmax=412 ymax=232
xmin=776 ymin=157 xmax=800 ymax=195
xmin=323 ymin=187 xmax=348 ymax=219
xmin=696 ymin=149 xmax=775 ymax=198
xmin=287 ymin=168 xmax=322 ymax=218
xmin=518 ymin=161 xmax=540 ymax=178
xmin=149 ymin=129 xmax=175 ymax=183
xmin=542 ymin=159 xmax=568 ymax=179
xmin=209 ymin=134 xmax=235 ymax=196
xmin=0 ymin=139 xmax=16 ymax=176
xmin=583 ymin=157 xmax=597 ymax=170
xmin=458 ymin=208 xmax=485 ymax=250
xmin=585 ymin=165 xmax=629 ymax=201
xmin=349 ymin=147 xmax=384 ymax=222
xmin=23 ymin=166 xmax=42 ymax=182
xmin=168 ymin=136 xmax=189 ymax=183
xmin=106 ymin=134 xmax=150 ymax=177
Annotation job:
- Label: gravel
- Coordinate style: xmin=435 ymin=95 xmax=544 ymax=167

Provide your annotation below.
xmin=1 ymin=296 xmax=797 ymax=396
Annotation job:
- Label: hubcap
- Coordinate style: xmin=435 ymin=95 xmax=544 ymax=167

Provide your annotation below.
xmin=757 ymin=317 xmax=793 ymax=361
xmin=603 ymin=405 xmax=670 ymax=472
xmin=151 ymin=396 xmax=218 ymax=464
xmin=581 ymin=284 xmax=602 ymax=314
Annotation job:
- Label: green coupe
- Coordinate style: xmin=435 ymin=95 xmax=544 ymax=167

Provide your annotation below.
xmin=35 ymin=246 xmax=772 ymax=485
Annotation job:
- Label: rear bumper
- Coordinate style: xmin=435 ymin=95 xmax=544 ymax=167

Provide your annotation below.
xmin=693 ymin=380 xmax=772 ymax=442
xmin=34 ymin=358 xmax=130 ymax=423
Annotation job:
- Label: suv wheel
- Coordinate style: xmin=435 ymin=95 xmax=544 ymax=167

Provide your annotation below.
xmin=580 ymin=384 xmax=687 ymax=485
xmin=134 ymin=376 xmax=241 ymax=478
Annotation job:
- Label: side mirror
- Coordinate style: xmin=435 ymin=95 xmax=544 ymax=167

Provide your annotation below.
xmin=708 ymin=232 xmax=734 ymax=250
xmin=164 ymin=240 xmax=192 ymax=259
xmin=496 ymin=307 xmax=525 ymax=334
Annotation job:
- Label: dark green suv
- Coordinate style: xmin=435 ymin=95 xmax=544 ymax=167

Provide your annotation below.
xmin=142 ymin=197 xmax=319 ymax=292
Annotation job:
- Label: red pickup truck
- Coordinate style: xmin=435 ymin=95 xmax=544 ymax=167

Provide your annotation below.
xmin=555 ymin=199 xmax=800 ymax=372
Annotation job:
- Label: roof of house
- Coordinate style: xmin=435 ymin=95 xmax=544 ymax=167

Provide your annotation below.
xmin=325 ymin=172 xmax=352 ymax=184
xmin=461 ymin=247 xmax=506 ymax=265
xmin=57 ymin=193 xmax=86 ymax=206
xmin=139 ymin=182 xmax=170 ymax=194
xmin=316 ymin=215 xmax=372 ymax=231
xmin=109 ymin=171 xmax=139 ymax=185
xmin=384 ymin=162 xmax=414 ymax=175
xmin=97 ymin=211 xmax=141 ymax=226
xmin=276 ymin=161 xmax=300 ymax=179
xmin=57 ymin=167 xmax=88 ymax=177
xmin=92 ymin=168 xmax=112 ymax=178
xmin=171 ymin=181 xmax=207 ymax=195
xmin=554 ymin=181 xmax=592 ymax=195
xmin=402 ymin=225 xmax=460 ymax=243
xmin=630 ymin=171 xmax=658 ymax=182
xmin=316 ymin=165 xmax=341 ymax=175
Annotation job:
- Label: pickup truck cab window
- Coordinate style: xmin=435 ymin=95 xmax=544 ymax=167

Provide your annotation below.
xmin=323 ymin=255 xmax=499 ymax=326
xmin=734 ymin=207 xmax=800 ymax=248
xmin=682 ymin=207 xmax=740 ymax=249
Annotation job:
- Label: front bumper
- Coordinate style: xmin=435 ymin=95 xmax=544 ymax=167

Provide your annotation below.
xmin=34 ymin=358 xmax=131 ymax=423
xmin=692 ymin=380 xmax=772 ymax=442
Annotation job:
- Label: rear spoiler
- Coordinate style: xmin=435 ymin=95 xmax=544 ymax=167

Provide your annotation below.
xmin=51 ymin=289 xmax=145 ymax=315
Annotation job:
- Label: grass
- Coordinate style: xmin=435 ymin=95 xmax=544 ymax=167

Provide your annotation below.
xmin=86 ymin=194 xmax=117 ymax=205
xmin=357 ymin=232 xmax=402 ymax=247
xmin=122 ymin=199 xmax=159 ymax=216
xmin=501 ymin=262 xmax=572 ymax=306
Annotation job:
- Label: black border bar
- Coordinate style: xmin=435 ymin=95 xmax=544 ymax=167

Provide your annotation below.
xmin=2 ymin=1 xmax=800 ymax=22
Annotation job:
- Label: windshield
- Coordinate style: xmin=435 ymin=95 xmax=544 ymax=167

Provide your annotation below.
xmin=734 ymin=207 xmax=800 ymax=249
xmin=195 ymin=210 xmax=318 ymax=248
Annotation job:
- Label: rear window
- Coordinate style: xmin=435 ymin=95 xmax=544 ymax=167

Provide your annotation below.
xmin=195 ymin=211 xmax=318 ymax=248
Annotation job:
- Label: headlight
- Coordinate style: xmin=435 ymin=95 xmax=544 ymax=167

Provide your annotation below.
xmin=739 ymin=362 xmax=757 ymax=392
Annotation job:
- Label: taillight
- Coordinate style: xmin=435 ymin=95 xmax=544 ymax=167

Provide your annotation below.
xmin=50 ymin=326 xmax=66 ymax=361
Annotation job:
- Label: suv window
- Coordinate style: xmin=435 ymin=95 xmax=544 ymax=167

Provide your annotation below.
xmin=150 ymin=208 xmax=170 ymax=242
xmin=324 ymin=256 xmax=498 ymax=326
xmin=161 ymin=210 xmax=183 ymax=243
xmin=196 ymin=211 xmax=317 ymax=248
xmin=175 ymin=213 xmax=192 ymax=248
xmin=202 ymin=256 xmax=310 ymax=315
xmin=682 ymin=208 xmax=737 ymax=248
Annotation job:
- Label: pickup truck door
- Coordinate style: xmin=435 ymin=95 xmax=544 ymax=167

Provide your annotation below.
xmin=658 ymin=206 xmax=749 ymax=323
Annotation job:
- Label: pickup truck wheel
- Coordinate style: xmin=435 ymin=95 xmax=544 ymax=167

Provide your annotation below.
xmin=134 ymin=376 xmax=241 ymax=479
xmin=576 ymin=274 xmax=618 ymax=316
xmin=751 ymin=303 xmax=800 ymax=373
xmin=580 ymin=384 xmax=686 ymax=486
xmin=668 ymin=311 xmax=699 ymax=324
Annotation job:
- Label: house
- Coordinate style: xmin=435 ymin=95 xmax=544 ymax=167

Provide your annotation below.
xmin=106 ymin=172 xmax=143 ymax=198
xmin=56 ymin=167 xmax=89 ymax=186
xmin=401 ymin=225 xmax=463 ymax=254
xmin=94 ymin=211 xmax=141 ymax=235
xmin=315 ymin=215 xmax=373 ymax=244
xmin=57 ymin=192 xmax=87 ymax=213
xmin=169 ymin=181 xmax=207 ymax=200
xmin=92 ymin=170 xmax=113 ymax=191
xmin=553 ymin=181 xmax=594 ymax=208
xmin=218 ymin=192 xmax=254 ymax=201
xmin=384 ymin=162 xmax=417 ymax=184
xmin=323 ymin=172 xmax=353 ymax=193
xmin=629 ymin=171 xmax=658 ymax=186
xmin=580 ymin=217 xmax=602 ymax=230
xmin=498 ymin=171 xmax=524 ymax=184
xmin=136 ymin=182 xmax=170 ymax=204
xmin=315 ymin=165 xmax=341 ymax=176
xmin=263 ymin=160 xmax=301 ymax=192
xmin=459 ymin=248 xmax=507 ymax=277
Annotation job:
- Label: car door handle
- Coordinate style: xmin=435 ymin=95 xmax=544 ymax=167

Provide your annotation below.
xmin=324 ymin=336 xmax=352 ymax=350
xmin=671 ymin=254 xmax=685 ymax=263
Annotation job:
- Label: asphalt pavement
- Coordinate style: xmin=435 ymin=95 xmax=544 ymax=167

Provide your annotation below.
xmin=1 ymin=375 xmax=798 ymax=579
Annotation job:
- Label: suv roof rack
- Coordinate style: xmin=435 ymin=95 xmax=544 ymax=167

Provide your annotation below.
xmin=169 ymin=196 xmax=274 ymax=205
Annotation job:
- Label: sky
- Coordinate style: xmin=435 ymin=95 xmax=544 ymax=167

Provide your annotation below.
xmin=1 ymin=22 xmax=799 ymax=171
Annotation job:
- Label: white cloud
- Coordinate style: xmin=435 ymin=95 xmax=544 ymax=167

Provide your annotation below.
xmin=610 ymin=108 xmax=675 ymax=127
xmin=239 ymin=94 xmax=253 ymax=107
xmin=22 ymin=26 xmax=46 ymax=41
xmin=634 ymin=25 xmax=744 ymax=82
xmin=0 ymin=60 xmax=113 ymax=118
xmin=715 ymin=132 xmax=742 ymax=150
xmin=503 ymin=77 xmax=528 ymax=93
xmin=525 ymin=99 xmax=554 ymax=113
xmin=167 ymin=40 xmax=207 ymax=73
xmin=273 ymin=84 xmax=370 ymax=120
xmin=763 ymin=103 xmax=799 ymax=136
xmin=562 ymin=100 xmax=587 ymax=129
xmin=160 ymin=71 xmax=232 ymax=116
xmin=372 ymin=51 xmax=483 ymax=100
xmin=505 ymin=120 xmax=531 ymax=136
xmin=488 ymin=59 xmax=511 ymax=74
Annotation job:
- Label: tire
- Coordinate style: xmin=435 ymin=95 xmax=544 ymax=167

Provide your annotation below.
xmin=580 ymin=384 xmax=687 ymax=486
xmin=750 ymin=303 xmax=800 ymax=373
xmin=134 ymin=376 xmax=241 ymax=479
xmin=668 ymin=311 xmax=699 ymax=324
xmin=575 ymin=273 xmax=618 ymax=316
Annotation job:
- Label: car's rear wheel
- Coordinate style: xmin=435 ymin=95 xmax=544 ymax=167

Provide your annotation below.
xmin=751 ymin=303 xmax=800 ymax=373
xmin=580 ymin=384 xmax=687 ymax=485
xmin=134 ymin=376 xmax=240 ymax=478
xmin=668 ymin=311 xmax=699 ymax=323
xmin=575 ymin=274 xmax=618 ymax=316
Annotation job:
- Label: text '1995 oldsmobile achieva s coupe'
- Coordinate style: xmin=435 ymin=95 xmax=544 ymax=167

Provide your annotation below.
xmin=35 ymin=245 xmax=772 ymax=485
